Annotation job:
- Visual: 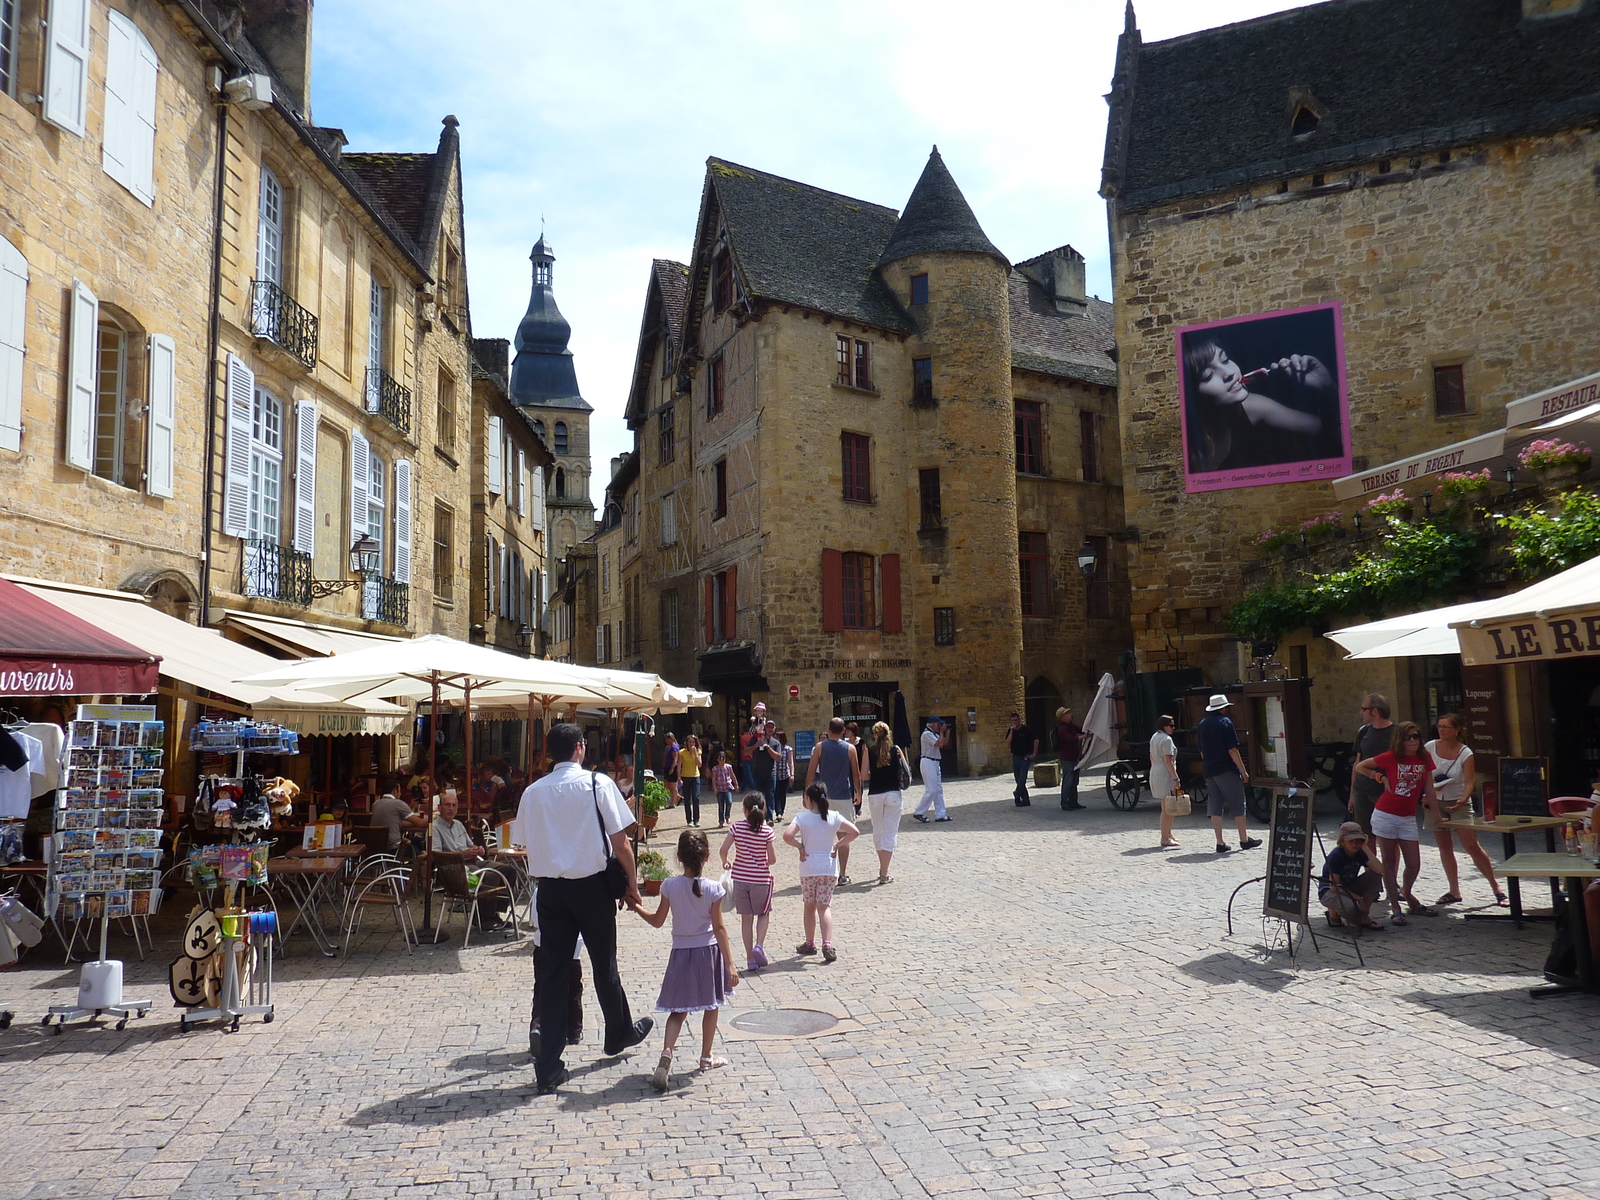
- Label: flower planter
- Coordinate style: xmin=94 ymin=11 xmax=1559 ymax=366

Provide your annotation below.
xmin=640 ymin=812 xmax=658 ymax=831
xmin=643 ymin=877 xmax=663 ymax=896
xmin=1537 ymin=463 xmax=1585 ymax=487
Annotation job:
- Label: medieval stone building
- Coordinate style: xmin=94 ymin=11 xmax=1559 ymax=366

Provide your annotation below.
xmin=1101 ymin=0 xmax=1600 ymax=737
xmin=620 ymin=152 xmax=1128 ymax=772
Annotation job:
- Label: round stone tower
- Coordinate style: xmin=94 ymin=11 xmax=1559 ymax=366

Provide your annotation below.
xmin=878 ymin=148 xmax=1023 ymax=774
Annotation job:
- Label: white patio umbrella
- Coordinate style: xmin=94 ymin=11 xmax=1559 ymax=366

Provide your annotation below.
xmin=1078 ymin=672 xmax=1119 ymax=771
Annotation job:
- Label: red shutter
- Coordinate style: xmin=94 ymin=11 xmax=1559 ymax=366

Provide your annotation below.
xmin=822 ymin=549 xmax=843 ymax=631
xmin=881 ymin=553 xmax=902 ymax=633
xmin=704 ymin=575 xmax=715 ymax=644
xmin=723 ymin=564 xmax=738 ymax=640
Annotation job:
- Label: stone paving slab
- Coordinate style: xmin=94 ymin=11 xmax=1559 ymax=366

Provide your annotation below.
xmin=1 ymin=773 xmax=1598 ymax=1198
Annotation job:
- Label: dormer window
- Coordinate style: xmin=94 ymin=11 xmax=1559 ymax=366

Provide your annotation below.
xmin=1291 ymin=105 xmax=1319 ymax=137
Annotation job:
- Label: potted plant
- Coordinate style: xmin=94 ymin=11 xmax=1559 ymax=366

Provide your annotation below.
xmin=1299 ymin=511 xmax=1343 ymax=541
xmin=1519 ymin=438 xmax=1592 ymax=486
xmin=1364 ymin=488 xmax=1412 ymax=522
xmin=636 ymin=849 xmax=670 ymax=896
xmin=1433 ymin=469 xmax=1491 ymax=525
xmin=1254 ymin=527 xmax=1297 ymax=554
xmin=635 ymin=778 xmax=669 ymax=834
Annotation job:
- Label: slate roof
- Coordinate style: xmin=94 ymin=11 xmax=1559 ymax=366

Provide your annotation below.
xmin=1105 ymin=0 xmax=1600 ymax=211
xmin=706 ymin=159 xmax=913 ymax=333
xmin=509 ymin=239 xmax=590 ymax=413
xmin=342 ymin=153 xmax=436 ymax=246
xmin=1007 ymin=273 xmax=1117 ymax=388
xmin=653 ymin=259 xmax=690 ymax=346
xmin=879 ymin=148 xmax=1008 ymax=268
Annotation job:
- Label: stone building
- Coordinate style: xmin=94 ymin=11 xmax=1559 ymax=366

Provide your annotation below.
xmin=508 ymin=236 xmax=595 ymax=570
xmin=594 ymin=450 xmax=639 ymax=671
xmin=620 ymin=152 xmax=1129 ymax=772
xmin=1101 ymin=0 xmax=1600 ymax=736
xmin=467 ymin=338 xmax=552 ymax=657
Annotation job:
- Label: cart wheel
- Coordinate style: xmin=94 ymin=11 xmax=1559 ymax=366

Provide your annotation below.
xmin=115 ymin=1019 xmax=127 ymax=1031
xmin=262 ymin=1011 xmax=274 ymax=1024
xmin=0 ymin=1012 xmax=12 ymax=1029
xmin=1246 ymin=786 xmax=1273 ymax=823
xmin=1105 ymin=762 xmax=1143 ymax=810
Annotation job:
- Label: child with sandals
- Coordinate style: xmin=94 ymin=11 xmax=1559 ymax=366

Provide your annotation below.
xmin=1319 ymin=822 xmax=1385 ymax=931
xmin=628 ymin=829 xmax=739 ymax=1092
xmin=719 ymin=794 xmax=777 ymax=972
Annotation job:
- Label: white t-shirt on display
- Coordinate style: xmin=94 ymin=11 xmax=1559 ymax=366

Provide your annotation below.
xmin=788 ymin=808 xmax=845 ymax=877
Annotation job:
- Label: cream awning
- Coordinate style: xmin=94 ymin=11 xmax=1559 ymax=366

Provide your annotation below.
xmin=1450 ymin=555 xmax=1600 ymax=667
xmin=217 ymin=610 xmax=405 ymax=658
xmin=9 ymin=577 xmax=405 ymax=735
xmin=1330 ymin=430 xmax=1506 ymax=501
xmin=1325 ymin=599 xmax=1501 ymax=660
xmin=1504 ymin=370 xmax=1600 ymax=429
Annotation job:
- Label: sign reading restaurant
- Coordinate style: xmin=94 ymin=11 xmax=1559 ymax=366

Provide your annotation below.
xmin=1457 ymin=610 xmax=1600 ymax=666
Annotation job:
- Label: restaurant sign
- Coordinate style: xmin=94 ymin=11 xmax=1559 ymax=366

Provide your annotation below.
xmin=1331 ymin=429 xmax=1505 ymax=500
xmin=1503 ymin=370 xmax=1600 ymax=429
xmin=257 ymin=709 xmax=405 ymax=736
xmin=1456 ymin=609 xmax=1600 ymax=666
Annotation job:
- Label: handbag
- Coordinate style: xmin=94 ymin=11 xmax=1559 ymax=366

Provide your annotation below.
xmin=593 ymin=773 xmax=630 ymax=901
xmin=897 ymin=747 xmax=911 ymax=793
xmin=1163 ymin=789 xmax=1192 ymax=817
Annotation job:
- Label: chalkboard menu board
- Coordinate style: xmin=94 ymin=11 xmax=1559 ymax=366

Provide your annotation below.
xmin=1264 ymin=787 xmax=1314 ymax=924
xmin=1498 ymin=758 xmax=1549 ymax=818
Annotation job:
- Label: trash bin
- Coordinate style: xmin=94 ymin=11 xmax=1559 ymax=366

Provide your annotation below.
xmin=1032 ymin=761 xmax=1060 ymax=789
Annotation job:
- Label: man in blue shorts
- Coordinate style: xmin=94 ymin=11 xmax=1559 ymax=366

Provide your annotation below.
xmin=1197 ymin=694 xmax=1261 ymax=855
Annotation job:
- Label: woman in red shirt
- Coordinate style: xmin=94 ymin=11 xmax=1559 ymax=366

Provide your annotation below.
xmin=1355 ymin=721 xmax=1443 ymax=926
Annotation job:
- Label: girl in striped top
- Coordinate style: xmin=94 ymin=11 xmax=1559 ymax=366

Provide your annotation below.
xmin=710 ymin=751 xmax=737 ymax=827
xmin=719 ymin=794 xmax=777 ymax=971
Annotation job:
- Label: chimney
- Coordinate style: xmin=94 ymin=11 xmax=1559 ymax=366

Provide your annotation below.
xmin=1018 ymin=246 xmax=1089 ymax=318
xmin=1523 ymin=0 xmax=1584 ymax=14
xmin=242 ymin=0 xmax=314 ymax=119
xmin=611 ymin=455 xmax=628 ymax=480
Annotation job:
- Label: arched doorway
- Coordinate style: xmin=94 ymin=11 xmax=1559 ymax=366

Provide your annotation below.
xmin=1025 ymin=676 xmax=1062 ymax=746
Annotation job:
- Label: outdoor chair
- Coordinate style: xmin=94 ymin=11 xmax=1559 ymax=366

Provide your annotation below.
xmin=1549 ymin=796 xmax=1595 ymax=818
xmin=336 ymin=853 xmax=400 ymax=935
xmin=433 ymin=864 xmax=518 ymax=948
xmin=341 ymin=866 xmax=417 ymax=958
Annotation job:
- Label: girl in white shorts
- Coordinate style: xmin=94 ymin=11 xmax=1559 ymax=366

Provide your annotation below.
xmin=1355 ymin=721 xmax=1442 ymax=926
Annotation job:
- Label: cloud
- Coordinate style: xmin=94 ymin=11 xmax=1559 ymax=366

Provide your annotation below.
xmin=312 ymin=0 xmax=1308 ymax=483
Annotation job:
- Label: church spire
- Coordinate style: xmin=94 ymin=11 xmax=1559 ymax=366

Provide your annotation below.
xmin=509 ymin=233 xmax=590 ymax=411
xmin=879 ymin=147 xmax=1007 ymax=269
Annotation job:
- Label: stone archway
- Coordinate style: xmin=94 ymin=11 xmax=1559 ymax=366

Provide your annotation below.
xmin=120 ymin=568 xmax=199 ymax=623
xmin=1025 ymin=676 xmax=1063 ymax=745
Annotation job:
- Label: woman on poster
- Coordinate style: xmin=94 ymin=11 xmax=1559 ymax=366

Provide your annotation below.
xmin=1183 ymin=341 xmax=1334 ymax=474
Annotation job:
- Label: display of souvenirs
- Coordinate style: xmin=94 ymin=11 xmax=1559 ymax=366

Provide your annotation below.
xmin=185 ymin=842 xmax=269 ymax=889
xmin=188 ymin=718 xmax=298 ymax=755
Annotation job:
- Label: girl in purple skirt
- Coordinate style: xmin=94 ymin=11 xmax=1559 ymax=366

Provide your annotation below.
xmin=628 ymin=829 xmax=740 ymax=1091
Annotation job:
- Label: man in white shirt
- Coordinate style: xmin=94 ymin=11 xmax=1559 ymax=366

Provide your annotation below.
xmin=514 ymin=723 xmax=651 ymax=1092
xmin=912 ymin=718 xmax=950 ymax=823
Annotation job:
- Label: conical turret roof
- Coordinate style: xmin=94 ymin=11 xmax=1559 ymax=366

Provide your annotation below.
xmin=509 ymin=236 xmax=590 ymax=411
xmin=879 ymin=147 xmax=1008 ymax=268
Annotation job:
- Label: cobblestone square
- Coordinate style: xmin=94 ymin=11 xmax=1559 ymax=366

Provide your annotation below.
xmin=1 ymin=773 xmax=1597 ymax=1200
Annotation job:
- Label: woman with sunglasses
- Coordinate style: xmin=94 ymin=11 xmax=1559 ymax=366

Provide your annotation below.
xmin=1426 ymin=714 xmax=1508 ymax=907
xmin=1355 ymin=720 xmax=1444 ymax=925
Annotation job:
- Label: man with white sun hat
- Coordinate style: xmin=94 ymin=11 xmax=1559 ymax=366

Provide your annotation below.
xmin=1196 ymin=694 xmax=1261 ymax=855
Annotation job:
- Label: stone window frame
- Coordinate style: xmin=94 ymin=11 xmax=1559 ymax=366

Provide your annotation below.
xmin=432 ymin=501 xmax=455 ymax=603
xmin=1015 ymin=399 xmax=1045 ymax=476
xmin=92 ymin=305 xmax=148 ymax=490
xmin=910 ymin=273 xmax=929 ymax=307
xmin=1019 ymin=530 xmax=1049 ymax=618
xmin=657 ymin=399 xmax=675 ymax=464
xmin=1432 ymin=362 xmax=1468 ymax=418
xmin=934 ymin=606 xmax=955 ymax=646
xmin=839 ymin=552 xmax=875 ymax=630
xmin=840 ymin=431 xmax=872 ymax=504
xmin=435 ymin=361 xmax=457 ymax=451
xmin=918 ymin=467 xmax=942 ymax=530
xmin=912 ymin=356 xmax=934 ymax=405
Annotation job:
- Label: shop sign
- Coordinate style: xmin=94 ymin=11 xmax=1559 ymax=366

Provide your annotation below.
xmin=75 ymin=703 xmax=158 ymax=720
xmin=1504 ymin=370 xmax=1600 ymax=429
xmin=0 ymin=662 xmax=156 ymax=698
xmin=1457 ymin=609 xmax=1600 ymax=666
xmin=1331 ymin=430 xmax=1504 ymax=500
xmin=778 ymin=658 xmax=912 ymax=671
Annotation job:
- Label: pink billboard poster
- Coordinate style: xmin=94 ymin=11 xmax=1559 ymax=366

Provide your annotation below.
xmin=1176 ymin=302 xmax=1351 ymax=493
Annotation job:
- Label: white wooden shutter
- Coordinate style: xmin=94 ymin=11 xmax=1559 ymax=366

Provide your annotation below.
xmin=292 ymin=400 xmax=317 ymax=555
xmin=145 ymin=334 xmax=175 ymax=497
xmin=101 ymin=13 xmax=133 ymax=191
xmin=513 ymin=549 xmax=523 ymax=622
xmin=222 ymin=354 xmax=253 ymax=536
xmin=0 ymin=241 xmax=27 ymax=454
xmin=129 ymin=22 xmax=159 ymax=206
xmin=516 ymin=449 xmax=528 ymax=517
xmin=393 ymin=459 xmax=412 ymax=583
xmin=485 ymin=535 xmax=496 ymax=615
xmin=487 ymin=414 xmax=503 ymax=495
xmin=531 ymin=466 xmax=545 ymax=530
xmin=65 ymin=279 xmax=97 ymax=470
xmin=350 ymin=429 xmax=370 ymax=563
xmin=43 ymin=0 xmax=91 ymax=136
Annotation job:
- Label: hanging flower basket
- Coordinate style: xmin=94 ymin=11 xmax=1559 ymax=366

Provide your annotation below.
xmin=1519 ymin=439 xmax=1591 ymax=485
xmin=1364 ymin=489 xmax=1412 ymax=521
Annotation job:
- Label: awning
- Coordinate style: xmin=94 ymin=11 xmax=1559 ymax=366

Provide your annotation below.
xmin=1450 ymin=554 xmax=1600 ymax=667
xmin=1325 ymin=599 xmax=1500 ymax=661
xmin=0 ymin=577 xmax=159 ymax=696
xmin=9 ymin=577 xmax=405 ymax=735
xmin=1504 ymin=371 xmax=1600 ymax=429
xmin=217 ymin=610 xmax=405 ymax=658
xmin=1331 ymin=430 xmax=1506 ymax=501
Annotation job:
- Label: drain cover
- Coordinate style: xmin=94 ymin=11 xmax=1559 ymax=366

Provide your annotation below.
xmin=730 ymin=1008 xmax=839 ymax=1036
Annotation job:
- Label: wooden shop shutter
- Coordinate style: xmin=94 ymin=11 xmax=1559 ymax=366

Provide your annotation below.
xmin=222 ymin=354 xmax=254 ymax=536
xmin=880 ymin=553 xmax=902 ymax=633
xmin=703 ymin=575 xmax=715 ymax=644
xmin=722 ymin=564 xmax=737 ymax=642
xmin=821 ymin=548 xmax=843 ymax=632
xmin=0 ymin=240 xmax=28 ymax=454
xmin=145 ymin=334 xmax=176 ymax=497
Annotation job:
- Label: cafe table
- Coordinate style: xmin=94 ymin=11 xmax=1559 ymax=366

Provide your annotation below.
xmin=1436 ymin=814 xmax=1569 ymax=923
xmin=265 ymin=856 xmax=344 ymax=957
xmin=1498 ymin=853 xmax=1600 ymax=996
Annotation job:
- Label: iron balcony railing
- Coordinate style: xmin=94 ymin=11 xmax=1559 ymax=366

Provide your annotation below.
xmin=365 ymin=367 xmax=412 ymax=436
xmin=242 ymin=540 xmax=312 ymax=606
xmin=251 ymin=279 xmax=319 ymax=370
xmin=361 ymin=576 xmax=409 ymax=625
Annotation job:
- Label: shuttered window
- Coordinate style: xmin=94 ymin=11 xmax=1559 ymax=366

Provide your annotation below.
xmin=1015 ymin=401 xmax=1044 ymax=474
xmin=64 ymin=280 xmax=97 ymax=470
xmin=292 ymin=400 xmax=317 ymax=554
xmin=43 ymin=0 xmax=90 ymax=135
xmin=102 ymin=12 xmax=158 ymax=206
xmin=367 ymin=449 xmax=386 ymax=570
xmin=145 ymin=334 xmax=175 ymax=497
xmin=393 ymin=460 xmax=412 ymax=583
xmin=0 ymin=239 xmax=25 ymax=453
xmin=247 ymin=387 xmax=282 ymax=543
xmin=487 ymin=413 xmax=503 ymax=494
xmin=841 ymin=553 xmax=874 ymax=629
xmin=222 ymin=354 xmax=254 ymax=536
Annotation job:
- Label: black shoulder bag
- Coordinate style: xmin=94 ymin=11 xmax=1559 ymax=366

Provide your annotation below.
xmin=593 ymin=772 xmax=630 ymax=900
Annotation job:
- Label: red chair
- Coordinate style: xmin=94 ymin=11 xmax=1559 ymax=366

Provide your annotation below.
xmin=1548 ymin=796 xmax=1595 ymax=817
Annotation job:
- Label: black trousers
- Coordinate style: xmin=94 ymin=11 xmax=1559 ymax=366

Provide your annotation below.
xmin=534 ymin=871 xmax=636 ymax=1082
xmin=681 ymin=777 xmax=700 ymax=825
xmin=530 ymin=952 xmax=583 ymax=1040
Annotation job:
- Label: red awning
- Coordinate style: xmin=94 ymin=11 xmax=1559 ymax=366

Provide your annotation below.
xmin=0 ymin=578 xmax=160 ymax=697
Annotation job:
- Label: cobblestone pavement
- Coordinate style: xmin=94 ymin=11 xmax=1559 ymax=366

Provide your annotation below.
xmin=2 ymin=772 xmax=1599 ymax=1200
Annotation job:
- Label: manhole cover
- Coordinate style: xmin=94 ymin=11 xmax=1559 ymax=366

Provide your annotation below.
xmin=730 ymin=1008 xmax=839 ymax=1036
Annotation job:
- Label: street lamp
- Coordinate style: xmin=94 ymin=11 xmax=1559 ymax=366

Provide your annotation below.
xmin=309 ymin=534 xmax=382 ymax=597
xmin=516 ymin=623 xmax=534 ymax=654
xmin=1076 ymin=539 xmax=1098 ymax=580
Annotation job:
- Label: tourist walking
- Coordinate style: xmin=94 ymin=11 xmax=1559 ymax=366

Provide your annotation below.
xmin=750 ymin=720 xmax=781 ymax=815
xmin=662 ymin=733 xmax=682 ymax=807
xmin=1348 ymin=694 xmax=1395 ymax=836
xmin=514 ymin=722 xmax=653 ymax=1093
xmin=773 ymin=730 xmax=794 ymax=821
xmin=1150 ymin=715 xmax=1181 ymax=848
xmin=1197 ymin=695 xmax=1261 ymax=854
xmin=679 ymin=735 xmax=702 ymax=827
xmin=1355 ymin=720 xmax=1443 ymax=925
xmin=807 ymin=718 xmax=863 ymax=881
xmin=719 ymin=794 xmax=777 ymax=970
xmin=1006 ymin=712 xmax=1038 ymax=806
xmin=783 ymin=783 xmax=860 ymax=963
xmin=1426 ymin=714 xmax=1508 ymax=907
xmin=912 ymin=718 xmax=950 ymax=823
xmin=628 ymin=829 xmax=739 ymax=1091
xmin=710 ymin=750 xmax=737 ymax=828
xmin=1055 ymin=706 xmax=1085 ymax=810
xmin=864 ymin=721 xmax=910 ymax=884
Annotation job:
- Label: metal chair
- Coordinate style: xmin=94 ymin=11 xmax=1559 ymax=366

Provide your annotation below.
xmin=336 ymin=853 xmax=400 ymax=936
xmin=341 ymin=866 xmax=417 ymax=958
xmin=433 ymin=865 xmax=518 ymax=948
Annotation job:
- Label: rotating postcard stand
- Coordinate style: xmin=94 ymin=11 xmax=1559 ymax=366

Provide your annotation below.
xmin=44 ymin=910 xmax=152 ymax=1032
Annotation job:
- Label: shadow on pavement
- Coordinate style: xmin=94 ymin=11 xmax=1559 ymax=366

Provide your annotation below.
xmin=1405 ymin=986 xmax=1600 ymax=1068
xmin=1180 ymin=950 xmax=1297 ymax=992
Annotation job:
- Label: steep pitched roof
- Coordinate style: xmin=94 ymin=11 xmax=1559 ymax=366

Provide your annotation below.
xmin=343 ymin=115 xmax=461 ymax=267
xmin=1105 ymin=0 xmax=1600 ymax=211
xmin=624 ymin=260 xmax=691 ymax=427
xmin=1008 ymin=274 xmax=1117 ymax=388
xmin=508 ymin=237 xmax=590 ymax=413
xmin=703 ymin=159 xmax=913 ymax=333
xmin=654 ymin=258 xmax=690 ymax=345
xmin=879 ymin=147 xmax=1007 ymax=268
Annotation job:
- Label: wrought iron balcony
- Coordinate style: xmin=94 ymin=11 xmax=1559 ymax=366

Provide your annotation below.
xmin=251 ymin=280 xmax=319 ymax=370
xmin=365 ymin=367 xmax=412 ymax=436
xmin=242 ymin=540 xmax=312 ymax=606
xmin=361 ymin=576 xmax=409 ymax=625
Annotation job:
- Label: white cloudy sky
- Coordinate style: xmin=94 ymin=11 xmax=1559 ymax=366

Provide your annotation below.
xmin=312 ymin=0 xmax=1307 ymax=480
